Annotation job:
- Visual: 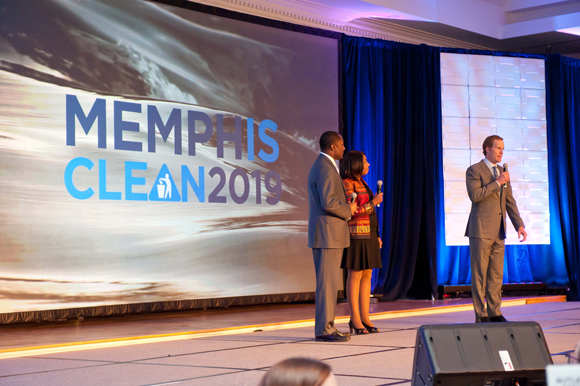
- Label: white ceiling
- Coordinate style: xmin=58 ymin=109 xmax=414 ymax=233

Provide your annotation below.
xmin=362 ymin=0 xmax=580 ymax=39
xmin=196 ymin=0 xmax=580 ymax=57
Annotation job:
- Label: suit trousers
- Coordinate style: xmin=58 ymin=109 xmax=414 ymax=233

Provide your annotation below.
xmin=469 ymin=236 xmax=506 ymax=319
xmin=312 ymin=248 xmax=343 ymax=336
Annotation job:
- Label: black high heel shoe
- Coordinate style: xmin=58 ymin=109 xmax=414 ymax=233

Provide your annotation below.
xmin=349 ymin=320 xmax=369 ymax=335
xmin=362 ymin=321 xmax=380 ymax=333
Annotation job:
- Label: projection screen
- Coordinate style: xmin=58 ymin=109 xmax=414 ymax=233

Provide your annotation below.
xmin=0 ymin=0 xmax=339 ymax=313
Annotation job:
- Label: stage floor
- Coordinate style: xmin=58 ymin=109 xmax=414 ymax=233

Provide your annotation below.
xmin=0 ymin=296 xmax=577 ymax=385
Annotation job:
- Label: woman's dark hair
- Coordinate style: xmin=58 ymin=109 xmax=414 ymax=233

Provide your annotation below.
xmin=258 ymin=357 xmax=331 ymax=386
xmin=340 ymin=150 xmax=365 ymax=180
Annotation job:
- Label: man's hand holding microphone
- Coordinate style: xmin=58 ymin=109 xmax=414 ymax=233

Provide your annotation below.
xmin=497 ymin=163 xmax=510 ymax=187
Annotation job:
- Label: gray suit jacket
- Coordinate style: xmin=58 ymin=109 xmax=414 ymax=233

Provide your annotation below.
xmin=465 ymin=160 xmax=524 ymax=239
xmin=307 ymin=154 xmax=351 ymax=249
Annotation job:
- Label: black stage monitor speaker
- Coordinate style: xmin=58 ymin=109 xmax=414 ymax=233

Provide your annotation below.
xmin=412 ymin=322 xmax=552 ymax=386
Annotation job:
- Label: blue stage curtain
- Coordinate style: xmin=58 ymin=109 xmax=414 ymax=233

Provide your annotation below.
xmin=546 ymin=54 xmax=580 ymax=300
xmin=342 ymin=36 xmax=443 ymax=300
xmin=343 ymin=39 xmax=576 ymax=301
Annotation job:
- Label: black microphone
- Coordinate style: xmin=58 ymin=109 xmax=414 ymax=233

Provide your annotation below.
xmin=376 ymin=180 xmax=383 ymax=208
xmin=350 ymin=192 xmax=357 ymax=204
xmin=503 ymin=163 xmax=508 ymax=188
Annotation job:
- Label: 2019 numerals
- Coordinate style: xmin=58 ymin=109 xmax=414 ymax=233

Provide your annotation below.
xmin=209 ymin=168 xmax=281 ymax=205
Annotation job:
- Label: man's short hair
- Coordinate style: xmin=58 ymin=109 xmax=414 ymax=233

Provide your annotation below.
xmin=482 ymin=135 xmax=503 ymax=156
xmin=319 ymin=131 xmax=342 ymax=151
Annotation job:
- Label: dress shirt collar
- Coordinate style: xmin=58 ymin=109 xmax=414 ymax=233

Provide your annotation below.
xmin=483 ymin=157 xmax=498 ymax=173
xmin=321 ymin=152 xmax=340 ymax=174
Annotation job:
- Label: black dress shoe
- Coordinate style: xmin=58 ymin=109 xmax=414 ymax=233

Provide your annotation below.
xmin=315 ymin=331 xmax=351 ymax=342
xmin=489 ymin=315 xmax=508 ymax=322
xmin=476 ymin=317 xmax=491 ymax=323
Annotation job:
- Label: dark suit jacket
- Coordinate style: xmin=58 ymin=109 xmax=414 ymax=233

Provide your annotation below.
xmin=307 ymin=154 xmax=351 ymax=249
xmin=465 ymin=160 xmax=524 ymax=239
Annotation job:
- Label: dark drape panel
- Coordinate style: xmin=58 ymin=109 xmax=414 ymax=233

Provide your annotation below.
xmin=546 ymin=54 xmax=580 ymax=300
xmin=342 ymin=36 xmax=442 ymax=300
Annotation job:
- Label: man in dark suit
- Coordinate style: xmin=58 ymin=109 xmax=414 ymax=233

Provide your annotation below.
xmin=308 ymin=131 xmax=357 ymax=342
xmin=465 ymin=135 xmax=527 ymax=323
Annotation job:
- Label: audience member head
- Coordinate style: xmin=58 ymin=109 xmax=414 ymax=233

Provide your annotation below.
xmin=258 ymin=357 xmax=336 ymax=386
xmin=340 ymin=150 xmax=365 ymax=180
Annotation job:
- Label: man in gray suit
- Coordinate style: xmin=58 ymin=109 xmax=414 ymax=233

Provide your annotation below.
xmin=308 ymin=131 xmax=357 ymax=342
xmin=465 ymin=135 xmax=527 ymax=323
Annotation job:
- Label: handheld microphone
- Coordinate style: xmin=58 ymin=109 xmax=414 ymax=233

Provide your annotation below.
xmin=377 ymin=180 xmax=383 ymax=208
xmin=350 ymin=192 xmax=357 ymax=204
xmin=503 ymin=163 xmax=508 ymax=188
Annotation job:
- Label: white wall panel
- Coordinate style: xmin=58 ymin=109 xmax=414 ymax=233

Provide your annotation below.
xmin=522 ymin=120 xmax=546 ymax=129
xmin=442 ymin=53 xmax=468 ymax=62
xmin=444 ymin=149 xmax=470 ymax=158
xmin=442 ymin=69 xmax=468 ymax=78
xmin=442 ymin=60 xmax=468 ymax=70
xmin=524 ymin=143 xmax=548 ymax=152
xmin=495 ymin=88 xmax=520 ymax=97
xmin=469 ymin=55 xmax=494 ymax=63
xmin=521 ymin=80 xmax=545 ymax=89
xmin=471 ymin=117 xmax=496 ymax=127
xmin=496 ymin=110 xmax=521 ymax=119
xmin=442 ymin=108 xmax=469 ymax=117
xmin=443 ymin=117 xmax=469 ymax=126
xmin=444 ymin=140 xmax=470 ymax=149
xmin=441 ymin=53 xmax=548 ymax=246
xmin=522 ymin=97 xmax=546 ymax=105
xmin=468 ymin=62 xmax=495 ymax=71
xmin=494 ymin=57 xmax=519 ymax=65
xmin=470 ymin=94 xmax=495 ymax=103
xmin=522 ymin=89 xmax=544 ymax=98
xmin=520 ymin=58 xmax=545 ymax=67
xmin=496 ymin=118 xmax=521 ymax=128
xmin=442 ymin=92 xmax=469 ymax=102
xmin=443 ymin=132 xmax=469 ymax=142
xmin=469 ymin=86 xmax=496 ymax=95
xmin=443 ymin=76 xmax=469 ymax=86
xmin=521 ymin=73 xmax=545 ymax=82
xmin=495 ymin=64 xmax=520 ymax=73
xmin=470 ymin=101 xmax=496 ymax=111
xmin=496 ymin=96 xmax=521 ymax=104
xmin=469 ymin=77 xmax=495 ymax=87
xmin=443 ymin=125 xmax=469 ymax=134
xmin=495 ymin=78 xmax=521 ymax=88
xmin=471 ymin=109 xmax=496 ymax=118
xmin=443 ymin=100 xmax=470 ymax=110
xmin=442 ymin=85 xmax=469 ymax=94
xmin=470 ymin=70 xmax=496 ymax=78
xmin=497 ymin=128 xmax=522 ymax=138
